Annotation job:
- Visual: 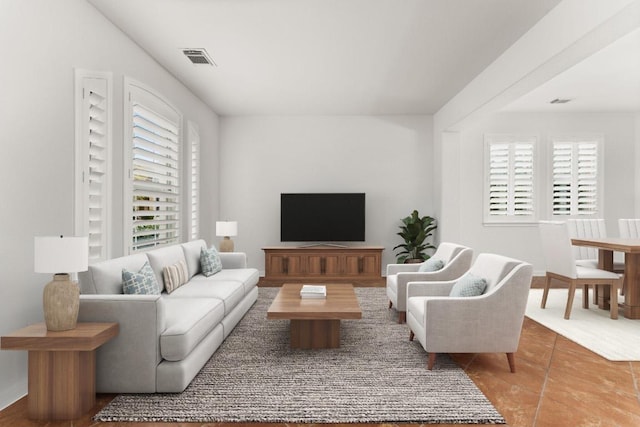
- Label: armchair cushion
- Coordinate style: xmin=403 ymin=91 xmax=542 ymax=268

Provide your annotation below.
xmin=449 ymin=273 xmax=487 ymax=297
xmin=418 ymin=258 xmax=444 ymax=272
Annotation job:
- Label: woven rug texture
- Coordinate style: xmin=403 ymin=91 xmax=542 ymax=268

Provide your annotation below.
xmin=94 ymin=287 xmax=505 ymax=424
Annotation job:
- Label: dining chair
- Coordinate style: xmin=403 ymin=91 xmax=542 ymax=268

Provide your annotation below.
xmin=539 ymin=221 xmax=622 ymax=319
xmin=619 ymin=219 xmax=640 ymax=238
xmin=617 ymin=219 xmax=640 ymax=295
xmin=567 ymin=218 xmax=624 ymax=302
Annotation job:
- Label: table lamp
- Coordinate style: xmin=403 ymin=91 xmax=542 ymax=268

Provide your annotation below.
xmin=216 ymin=221 xmax=238 ymax=252
xmin=34 ymin=236 xmax=89 ymax=331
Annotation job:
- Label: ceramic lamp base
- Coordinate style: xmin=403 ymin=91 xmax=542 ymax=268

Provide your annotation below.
xmin=219 ymin=237 xmax=234 ymax=252
xmin=43 ymin=273 xmax=79 ymax=331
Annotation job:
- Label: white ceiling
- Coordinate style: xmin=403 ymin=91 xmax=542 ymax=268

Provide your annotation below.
xmin=503 ymin=28 xmax=640 ymax=113
xmin=87 ymin=0 xmax=637 ymax=116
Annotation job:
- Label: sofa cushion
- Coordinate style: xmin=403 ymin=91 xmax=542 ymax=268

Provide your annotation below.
xmin=160 ymin=297 xmax=225 ymax=361
xmin=146 ymin=245 xmax=188 ymax=292
xmin=166 ymin=277 xmax=245 ymax=315
xmin=180 ymin=240 xmax=207 ymax=279
xmin=163 ymin=260 xmax=189 ymax=294
xmin=449 ymin=273 xmax=487 ymax=297
xmin=122 ymin=261 xmax=161 ymax=295
xmin=201 ymin=246 xmax=222 ymax=276
xmin=202 ymin=268 xmax=260 ymax=294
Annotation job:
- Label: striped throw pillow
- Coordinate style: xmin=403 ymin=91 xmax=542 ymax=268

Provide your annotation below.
xmin=163 ymin=260 xmax=189 ymax=294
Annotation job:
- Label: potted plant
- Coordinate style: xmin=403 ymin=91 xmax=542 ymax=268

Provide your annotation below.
xmin=393 ymin=210 xmax=437 ymax=263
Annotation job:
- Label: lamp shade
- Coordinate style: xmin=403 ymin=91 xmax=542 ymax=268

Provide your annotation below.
xmin=216 ymin=221 xmax=238 ymax=237
xmin=34 ymin=236 xmax=89 ymax=274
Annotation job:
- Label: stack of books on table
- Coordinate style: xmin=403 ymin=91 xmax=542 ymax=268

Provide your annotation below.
xmin=300 ymin=284 xmax=327 ymax=299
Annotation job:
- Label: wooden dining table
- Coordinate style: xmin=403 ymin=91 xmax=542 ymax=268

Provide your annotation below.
xmin=571 ymin=237 xmax=640 ymax=319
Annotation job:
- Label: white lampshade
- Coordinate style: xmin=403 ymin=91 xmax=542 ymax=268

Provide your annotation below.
xmin=216 ymin=221 xmax=238 ymax=237
xmin=34 ymin=236 xmax=89 ymax=274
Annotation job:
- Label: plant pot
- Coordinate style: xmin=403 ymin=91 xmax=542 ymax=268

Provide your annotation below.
xmin=405 ymin=258 xmax=424 ymax=264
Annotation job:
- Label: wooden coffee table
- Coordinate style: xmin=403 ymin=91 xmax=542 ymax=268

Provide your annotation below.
xmin=267 ymin=283 xmax=362 ymax=349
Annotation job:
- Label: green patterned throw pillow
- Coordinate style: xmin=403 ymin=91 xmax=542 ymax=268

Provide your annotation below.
xmin=200 ymin=246 xmax=222 ymax=277
xmin=122 ymin=261 xmax=160 ymax=295
xmin=449 ymin=273 xmax=487 ymax=297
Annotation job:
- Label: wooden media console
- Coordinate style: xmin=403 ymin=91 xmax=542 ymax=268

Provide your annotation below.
xmin=262 ymin=245 xmax=384 ymax=284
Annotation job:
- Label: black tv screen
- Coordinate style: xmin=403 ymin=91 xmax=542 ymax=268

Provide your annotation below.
xmin=280 ymin=193 xmax=365 ymax=242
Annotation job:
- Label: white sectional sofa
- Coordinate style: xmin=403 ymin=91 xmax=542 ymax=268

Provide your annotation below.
xmin=77 ymin=239 xmax=259 ymax=393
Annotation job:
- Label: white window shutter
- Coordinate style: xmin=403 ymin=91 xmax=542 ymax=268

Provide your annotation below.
xmin=552 ymin=139 xmax=600 ymax=217
xmin=577 ymin=143 xmax=598 ymax=215
xmin=488 ymin=143 xmax=509 ymax=216
xmin=75 ymin=71 xmax=112 ymax=262
xmin=552 ymin=143 xmax=573 ymax=215
xmin=188 ymin=122 xmax=200 ymax=240
xmin=512 ymin=143 xmax=534 ymax=216
xmin=485 ymin=135 xmax=536 ymax=223
xmin=130 ymin=103 xmax=181 ymax=251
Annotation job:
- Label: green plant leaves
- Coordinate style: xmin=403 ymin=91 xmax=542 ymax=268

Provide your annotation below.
xmin=394 ymin=210 xmax=437 ymax=263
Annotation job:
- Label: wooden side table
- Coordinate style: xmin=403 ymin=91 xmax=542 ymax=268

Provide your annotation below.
xmin=0 ymin=322 xmax=118 ymax=420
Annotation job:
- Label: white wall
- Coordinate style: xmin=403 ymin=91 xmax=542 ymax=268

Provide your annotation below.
xmin=219 ymin=115 xmax=434 ymax=273
xmin=0 ymin=0 xmax=219 ymax=410
xmin=636 ymin=113 xmax=640 ymax=215
xmin=442 ymin=112 xmax=637 ymax=273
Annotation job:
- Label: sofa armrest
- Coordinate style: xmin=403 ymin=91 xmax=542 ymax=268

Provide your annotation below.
xmin=407 ymin=280 xmax=456 ymax=298
xmin=219 ymin=252 xmax=248 ymax=269
xmin=386 ymin=263 xmax=422 ymax=276
xmin=78 ymin=294 xmax=165 ymax=393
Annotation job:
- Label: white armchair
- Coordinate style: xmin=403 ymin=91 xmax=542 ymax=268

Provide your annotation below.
xmin=386 ymin=242 xmax=473 ymax=323
xmin=406 ymin=253 xmax=533 ymax=372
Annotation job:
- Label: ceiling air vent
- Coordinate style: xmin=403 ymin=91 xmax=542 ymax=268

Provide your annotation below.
xmin=182 ymin=49 xmax=216 ymax=66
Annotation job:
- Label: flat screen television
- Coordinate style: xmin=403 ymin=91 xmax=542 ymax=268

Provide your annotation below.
xmin=280 ymin=193 xmax=365 ymax=242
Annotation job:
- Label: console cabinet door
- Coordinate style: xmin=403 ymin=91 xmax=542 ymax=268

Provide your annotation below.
xmin=284 ymin=255 xmax=304 ymax=276
xmin=307 ymin=255 xmax=341 ymax=277
xmin=267 ymin=254 xmax=303 ymax=277
xmin=306 ymin=255 xmax=323 ymax=277
xmin=267 ymin=255 xmax=287 ymax=276
xmin=344 ymin=254 xmax=380 ymax=277
xmin=323 ymin=255 xmax=341 ymax=276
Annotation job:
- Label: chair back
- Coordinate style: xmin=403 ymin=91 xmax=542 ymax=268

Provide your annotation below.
xmin=619 ymin=219 xmax=640 ymax=238
xmin=539 ymin=221 xmax=578 ymax=279
xmin=567 ymin=218 xmax=607 ymax=260
xmin=467 ymin=253 xmax=524 ymax=293
xmin=431 ymin=242 xmax=468 ymax=265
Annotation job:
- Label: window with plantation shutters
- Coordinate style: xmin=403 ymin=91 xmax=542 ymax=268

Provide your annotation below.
xmin=552 ymin=138 xmax=601 ymax=217
xmin=75 ymin=70 xmax=112 ymax=262
xmin=125 ymin=79 xmax=182 ymax=253
xmin=484 ymin=135 xmax=537 ymax=224
xmin=188 ymin=122 xmax=200 ymax=240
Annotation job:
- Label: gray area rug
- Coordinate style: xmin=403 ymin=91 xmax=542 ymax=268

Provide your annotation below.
xmin=95 ymin=287 xmax=505 ymax=424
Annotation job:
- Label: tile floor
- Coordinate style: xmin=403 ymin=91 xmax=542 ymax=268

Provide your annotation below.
xmin=2 ymin=318 xmax=640 ymax=427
